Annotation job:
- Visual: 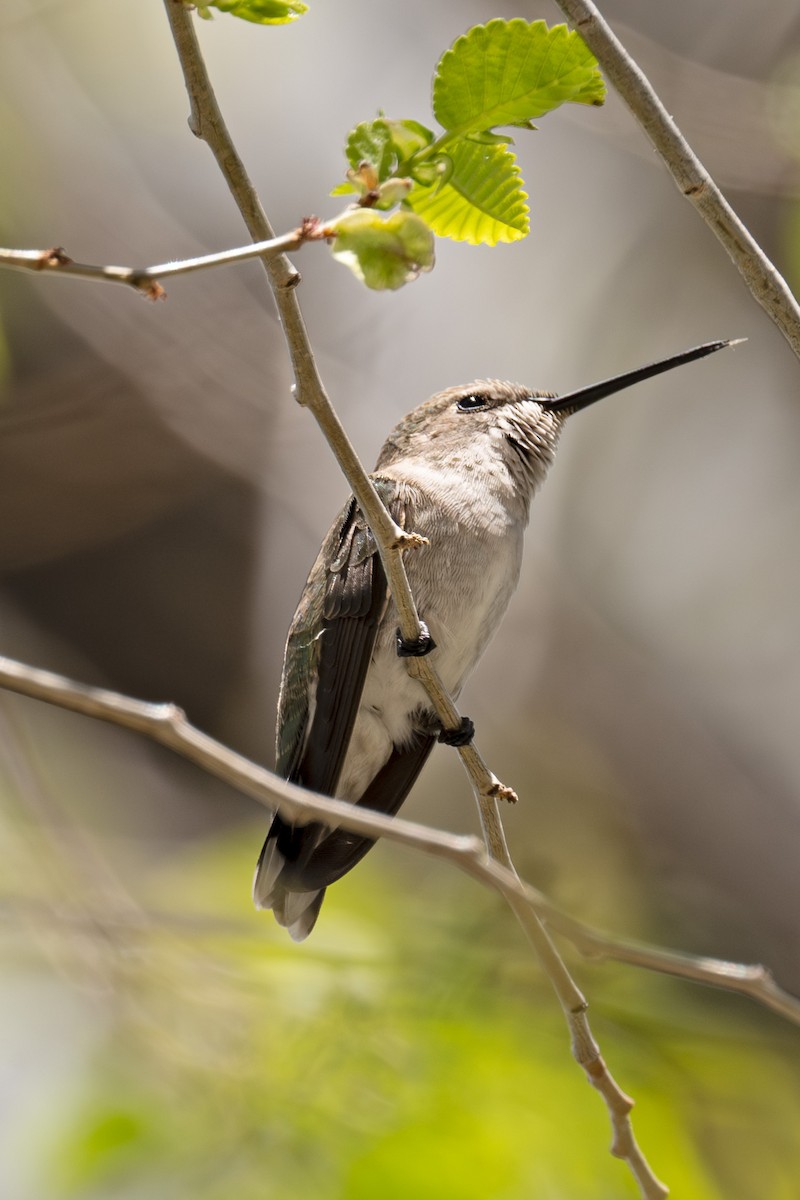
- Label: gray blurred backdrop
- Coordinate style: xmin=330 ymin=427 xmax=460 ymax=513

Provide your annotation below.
xmin=1 ymin=0 xmax=799 ymax=992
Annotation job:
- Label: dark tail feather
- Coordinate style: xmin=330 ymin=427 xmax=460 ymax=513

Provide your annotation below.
xmin=253 ymin=819 xmax=327 ymax=941
xmin=253 ymin=735 xmax=435 ymax=935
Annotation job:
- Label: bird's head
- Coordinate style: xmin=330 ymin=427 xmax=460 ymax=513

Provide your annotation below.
xmin=375 ymin=340 xmax=736 ymax=498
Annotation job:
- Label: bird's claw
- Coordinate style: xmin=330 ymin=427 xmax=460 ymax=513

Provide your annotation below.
xmin=396 ymin=622 xmax=437 ymax=658
xmin=438 ymin=716 xmax=475 ymax=747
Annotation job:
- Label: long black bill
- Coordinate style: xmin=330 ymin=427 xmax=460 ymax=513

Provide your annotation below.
xmin=545 ymin=339 xmax=741 ymax=415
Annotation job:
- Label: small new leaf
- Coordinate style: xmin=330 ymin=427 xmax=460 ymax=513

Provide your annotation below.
xmin=409 ymin=155 xmax=453 ymax=189
xmin=339 ymin=119 xmax=436 ymax=192
xmin=406 ymin=140 xmax=528 ymax=245
xmin=466 ymin=130 xmax=521 ymax=146
xmin=344 ymin=122 xmax=396 ymax=185
xmin=434 ymin=19 xmax=605 ymax=134
xmin=380 ymin=119 xmax=435 ymax=163
xmin=329 ymin=209 xmax=435 ymax=290
xmin=199 ymin=0 xmax=308 ymax=24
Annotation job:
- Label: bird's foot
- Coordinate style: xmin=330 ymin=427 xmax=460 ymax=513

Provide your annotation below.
xmin=438 ymin=716 xmax=475 ymax=747
xmin=396 ymin=622 xmax=437 ymax=658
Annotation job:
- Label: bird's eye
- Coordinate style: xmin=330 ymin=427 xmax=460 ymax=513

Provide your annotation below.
xmin=456 ymin=393 xmax=489 ymax=412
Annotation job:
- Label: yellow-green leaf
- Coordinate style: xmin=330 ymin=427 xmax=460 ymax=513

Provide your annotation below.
xmin=199 ymin=0 xmax=308 ymax=25
xmin=406 ymin=140 xmax=529 ymax=245
xmin=329 ymin=209 xmax=435 ymax=290
xmin=434 ymin=19 xmax=605 ymax=134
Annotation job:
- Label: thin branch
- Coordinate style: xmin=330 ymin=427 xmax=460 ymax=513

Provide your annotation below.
xmin=0 ymin=652 xmax=786 ymax=1200
xmin=0 ymin=228 xmax=315 ymax=297
xmin=0 ymin=651 xmax=484 ymax=864
xmin=472 ymin=790 xmax=663 ymax=1185
xmin=156 ymin=8 xmax=751 ymax=1194
xmin=161 ymin=0 xmax=512 ymax=808
xmin=2 ymin=651 xmax=798 ymax=1028
xmin=554 ymin=0 xmax=800 ymax=359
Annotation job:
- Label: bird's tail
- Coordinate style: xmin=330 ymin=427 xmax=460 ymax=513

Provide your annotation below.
xmin=253 ymin=818 xmax=327 ymax=941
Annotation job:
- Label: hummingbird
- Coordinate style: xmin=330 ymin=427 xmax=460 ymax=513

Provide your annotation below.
xmin=254 ymin=339 xmax=734 ymax=939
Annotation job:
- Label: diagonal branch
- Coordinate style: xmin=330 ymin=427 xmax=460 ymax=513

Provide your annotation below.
xmin=161 ymin=0 xmax=512 ymax=810
xmin=0 ymin=643 xmax=790 ymax=1200
xmin=554 ymin=0 xmax=800 ymax=359
xmin=155 ymin=7 xmax=773 ymax=1194
xmin=1 ymin=650 xmax=798 ymax=1029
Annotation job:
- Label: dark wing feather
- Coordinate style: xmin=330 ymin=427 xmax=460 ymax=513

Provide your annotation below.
xmin=290 ymin=484 xmax=396 ymax=796
xmin=282 ymin=732 xmax=435 ymax=891
xmin=295 ymin=514 xmax=387 ymax=797
xmin=259 ymin=479 xmax=414 ymax=900
xmin=274 ymin=486 xmax=396 ymax=786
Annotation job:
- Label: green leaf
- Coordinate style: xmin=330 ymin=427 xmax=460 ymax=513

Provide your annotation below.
xmin=466 ymin=130 xmax=521 ymax=147
xmin=405 ymin=140 xmax=528 ymax=245
xmin=331 ymin=163 xmax=413 ymax=210
xmin=409 ymin=154 xmax=453 ymax=189
xmin=380 ymin=119 xmax=435 ymax=163
xmin=433 ymin=19 xmax=606 ymax=134
xmin=344 ymin=121 xmax=396 ymax=184
xmin=342 ymin=119 xmax=435 ymax=187
xmin=200 ymin=0 xmax=308 ymax=25
xmin=328 ymin=209 xmax=435 ymax=290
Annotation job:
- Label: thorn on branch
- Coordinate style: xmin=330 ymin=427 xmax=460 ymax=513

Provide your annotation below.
xmin=297 ymin=215 xmax=327 ymax=243
xmin=153 ymin=700 xmax=188 ymax=726
xmin=393 ymin=530 xmax=429 ymax=552
xmin=38 ymin=246 xmax=72 ymax=269
xmin=131 ymin=276 xmax=167 ymax=301
xmin=486 ymin=780 xmax=518 ymax=805
xmin=277 ymin=270 xmax=302 ymax=290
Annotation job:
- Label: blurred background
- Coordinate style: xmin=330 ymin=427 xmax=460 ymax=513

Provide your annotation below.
xmin=1 ymin=0 xmax=800 ymax=1196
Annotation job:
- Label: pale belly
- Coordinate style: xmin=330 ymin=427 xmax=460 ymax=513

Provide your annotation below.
xmin=335 ymin=515 xmax=523 ymax=802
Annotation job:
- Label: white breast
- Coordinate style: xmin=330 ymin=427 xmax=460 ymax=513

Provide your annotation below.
xmin=336 ymin=466 xmax=525 ymax=803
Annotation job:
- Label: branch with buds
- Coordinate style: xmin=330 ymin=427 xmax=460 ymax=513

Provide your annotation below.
xmin=0 ymin=205 xmax=435 ymax=298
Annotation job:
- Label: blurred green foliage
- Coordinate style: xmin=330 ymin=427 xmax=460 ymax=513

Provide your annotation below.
xmin=196 ymin=0 xmax=309 ymax=25
xmin=3 ymin=827 xmax=797 ymax=1199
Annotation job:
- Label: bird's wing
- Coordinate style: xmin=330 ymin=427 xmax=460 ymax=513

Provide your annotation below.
xmin=275 ymin=476 xmax=407 ymax=795
xmin=256 ymin=478 xmax=438 ymax=921
xmin=281 ymin=732 xmax=436 ymax=892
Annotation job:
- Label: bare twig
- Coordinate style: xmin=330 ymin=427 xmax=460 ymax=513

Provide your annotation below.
xmin=154 ymin=7 xmax=713 ymax=1194
xmin=0 ymin=652 xmax=790 ymax=1200
xmin=0 ymin=227 xmax=319 ymax=297
xmin=1 ymin=651 xmax=798 ymax=1029
xmin=161 ymin=0 xmax=512 ymax=807
xmin=554 ymin=0 xmax=800 ymax=359
xmin=471 ymin=792 xmax=664 ymax=1192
